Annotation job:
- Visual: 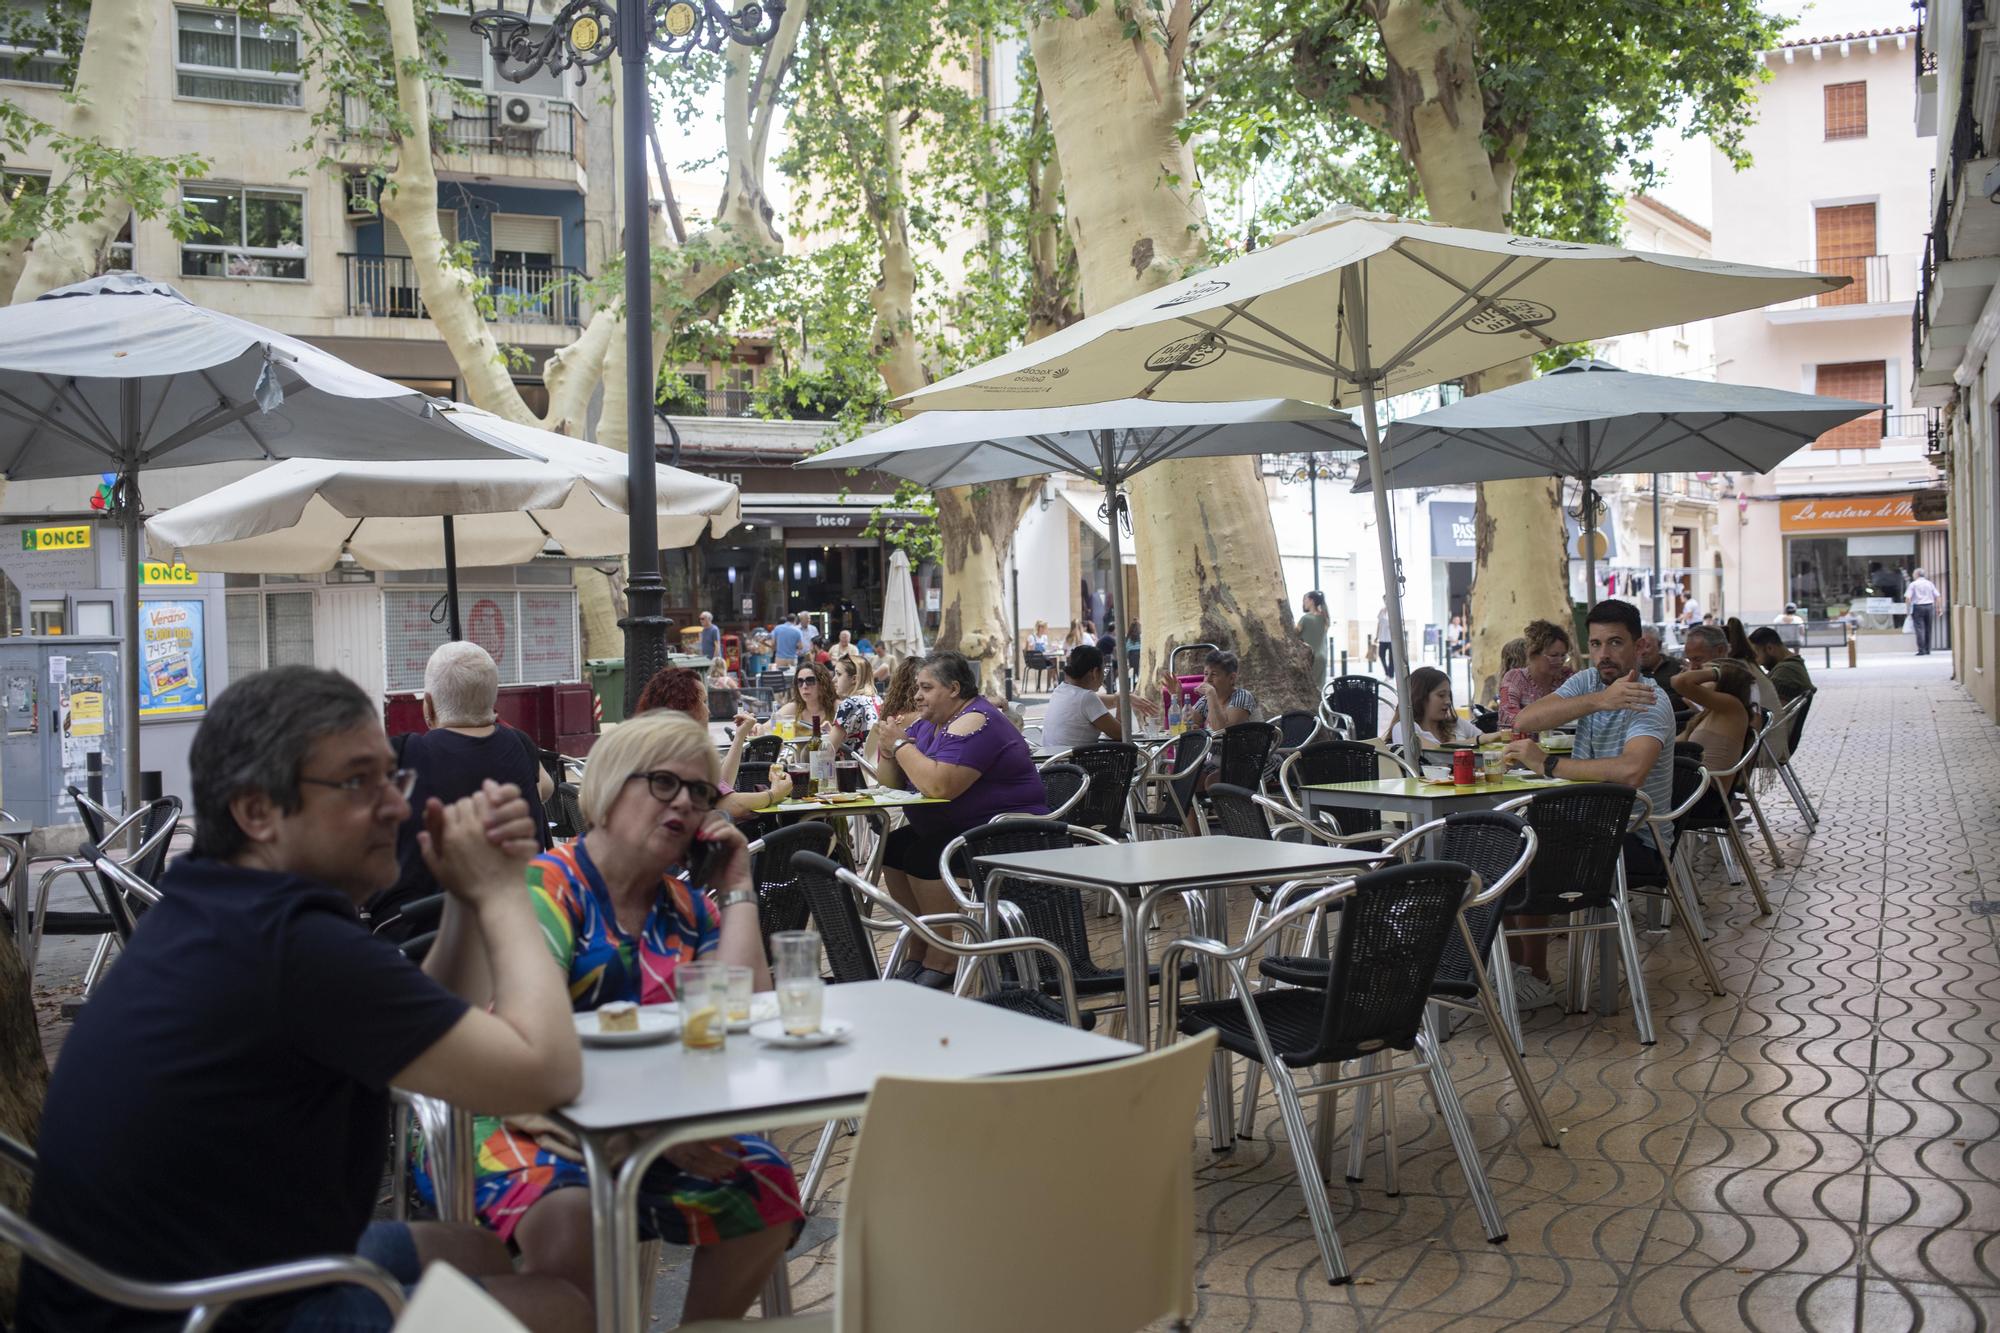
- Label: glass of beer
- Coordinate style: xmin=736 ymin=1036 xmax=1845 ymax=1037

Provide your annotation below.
xmin=771 ymin=930 xmax=824 ymax=1036
xmin=676 ymin=963 xmax=727 ymax=1051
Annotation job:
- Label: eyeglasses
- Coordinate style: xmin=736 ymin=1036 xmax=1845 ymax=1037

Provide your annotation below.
xmin=625 ymin=770 xmax=720 ymax=811
xmin=299 ymin=768 xmax=418 ymax=803
xmin=795 ymin=678 xmax=816 ymax=687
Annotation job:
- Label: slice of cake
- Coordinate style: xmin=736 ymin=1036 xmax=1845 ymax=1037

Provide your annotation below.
xmin=596 ymin=1001 xmax=639 ymax=1033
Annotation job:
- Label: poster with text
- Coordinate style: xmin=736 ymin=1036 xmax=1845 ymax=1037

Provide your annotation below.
xmin=139 ymin=599 xmax=207 ymax=717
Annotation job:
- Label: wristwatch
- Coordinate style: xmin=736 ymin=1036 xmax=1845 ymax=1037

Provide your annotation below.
xmin=1542 ymin=753 xmax=1561 ymax=779
xmin=715 ymin=888 xmax=757 ymax=912
xmin=892 ymin=737 xmax=914 ymax=759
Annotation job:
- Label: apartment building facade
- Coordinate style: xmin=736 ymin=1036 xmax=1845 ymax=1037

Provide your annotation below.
xmin=1708 ymin=26 xmax=1940 ymax=627
xmin=0 ymin=3 xmax=617 ymax=794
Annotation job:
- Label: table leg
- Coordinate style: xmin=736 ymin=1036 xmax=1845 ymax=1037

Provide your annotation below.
xmin=1201 ymin=884 xmax=1235 ymax=1152
xmin=581 ymin=1133 xmax=629 ymax=1333
xmin=1127 ymin=887 xmax=1154 ymax=1049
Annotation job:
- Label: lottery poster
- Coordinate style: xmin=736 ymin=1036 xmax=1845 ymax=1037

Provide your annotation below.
xmin=138 ymin=599 xmax=207 ymax=718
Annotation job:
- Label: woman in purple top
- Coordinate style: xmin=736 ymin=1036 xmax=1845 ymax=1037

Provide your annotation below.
xmin=871 ymin=650 xmax=1046 ymax=988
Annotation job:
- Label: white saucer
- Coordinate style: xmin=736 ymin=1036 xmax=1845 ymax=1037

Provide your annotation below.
xmin=575 ymin=1006 xmax=680 ymax=1047
xmin=728 ymin=993 xmax=782 ymax=1033
xmin=750 ymin=1017 xmax=854 ymax=1048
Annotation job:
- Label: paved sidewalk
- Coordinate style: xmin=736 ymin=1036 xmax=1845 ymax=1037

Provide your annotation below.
xmin=777 ymin=655 xmax=2000 ymax=1330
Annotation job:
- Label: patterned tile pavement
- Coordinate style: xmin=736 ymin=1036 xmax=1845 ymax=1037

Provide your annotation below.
xmin=769 ymin=656 xmax=2000 ymax=1331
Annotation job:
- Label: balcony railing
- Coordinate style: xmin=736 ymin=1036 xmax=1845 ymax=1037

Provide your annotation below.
xmin=341 ymin=253 xmax=585 ymax=326
xmin=1885 ymin=413 xmax=1933 ymax=440
xmin=341 ymin=93 xmax=585 ymax=167
xmin=1784 ymin=254 xmax=1914 ymax=307
xmin=662 ymin=387 xmax=761 ymax=417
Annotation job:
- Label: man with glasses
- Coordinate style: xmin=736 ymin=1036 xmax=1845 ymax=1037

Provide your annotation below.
xmin=17 ymin=666 xmax=590 ymax=1333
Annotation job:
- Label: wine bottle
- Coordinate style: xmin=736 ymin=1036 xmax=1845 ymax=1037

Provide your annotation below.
xmin=809 ymin=717 xmax=834 ymax=794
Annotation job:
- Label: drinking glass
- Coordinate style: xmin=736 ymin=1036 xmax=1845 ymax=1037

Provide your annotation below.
xmin=725 ymin=964 xmax=755 ymax=1024
xmin=1482 ymin=748 xmax=1508 ymax=782
xmin=771 ymin=930 xmax=825 ymax=1036
xmin=676 ymin=962 xmax=728 ymax=1051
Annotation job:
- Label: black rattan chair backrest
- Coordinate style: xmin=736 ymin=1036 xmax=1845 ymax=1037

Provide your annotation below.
xmin=1289 ymin=740 xmax=1390 ymax=839
xmin=1039 ymin=763 xmax=1088 ymax=819
xmin=1063 ymin=742 xmax=1140 ymax=838
xmin=752 ymin=822 xmax=838 ymax=955
xmin=1215 ymin=722 xmax=1278 ymax=791
xmin=65 ymin=786 xmax=109 ymax=843
xmin=1326 ymin=675 xmax=1389 ymax=741
xmin=1429 ymin=813 xmax=1532 ymax=993
xmin=950 ymin=819 xmax=1103 ymax=979
xmin=789 ymin=848 xmax=881 ymax=984
xmin=1673 ymin=755 xmax=1732 ymax=834
xmin=1295 ymin=860 xmax=1472 ymax=1064
xmin=736 ymin=734 xmax=787 ymax=790
xmin=1513 ymin=783 xmax=1636 ymax=917
xmin=549 ymin=782 xmax=584 ymax=840
xmin=1471 ymin=705 xmax=1500 ymax=734
xmin=1271 ymin=710 xmax=1319 ymax=751
xmin=1204 ymin=784 xmax=1271 ymax=842
xmin=130 ymin=797 xmax=182 ymax=888
xmin=1788 ymin=687 xmax=1814 ymax=750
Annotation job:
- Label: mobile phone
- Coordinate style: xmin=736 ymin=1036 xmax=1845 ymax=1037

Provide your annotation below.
xmin=684 ymin=835 xmax=721 ymax=891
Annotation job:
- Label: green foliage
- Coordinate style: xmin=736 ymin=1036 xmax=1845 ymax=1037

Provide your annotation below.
xmin=1187 ymin=0 xmax=1788 ymax=247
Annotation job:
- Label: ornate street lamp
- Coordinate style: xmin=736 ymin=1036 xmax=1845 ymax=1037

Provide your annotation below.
xmin=471 ymin=0 xmax=786 ymax=709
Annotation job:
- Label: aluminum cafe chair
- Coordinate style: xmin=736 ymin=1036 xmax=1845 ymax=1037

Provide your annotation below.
xmin=1625 ymin=758 xmax=1731 ymax=1000
xmin=1159 ymin=861 xmax=1505 ymax=1285
xmin=1493 ymin=783 xmax=1656 ymax=1047
xmin=28 ymin=796 xmax=180 ymax=983
xmin=1037 ymin=740 xmax=1143 ymax=841
xmin=1275 ymin=741 xmax=1417 ymax=850
xmin=1130 ymin=731 xmax=1212 ymax=839
xmin=1672 ymin=736 xmax=1775 ymax=916
xmin=1239 ymin=812 xmax=1559 ymax=1156
xmin=1 ymin=1130 xmax=408 ymax=1329
xmin=1319 ymin=675 xmax=1396 ymax=742
xmin=1766 ymin=688 xmax=1820 ymax=831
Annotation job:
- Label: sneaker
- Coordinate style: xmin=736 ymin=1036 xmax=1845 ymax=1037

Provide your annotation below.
xmin=891 ymin=957 xmax=926 ymax=983
xmin=1510 ymin=964 xmax=1558 ymax=1010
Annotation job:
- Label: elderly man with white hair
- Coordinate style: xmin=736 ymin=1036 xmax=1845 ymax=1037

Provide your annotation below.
xmin=369 ymin=641 xmax=557 ymax=936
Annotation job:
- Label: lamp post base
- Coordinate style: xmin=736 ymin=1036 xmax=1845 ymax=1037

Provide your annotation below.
xmin=620 ymin=612 xmax=675 ymax=716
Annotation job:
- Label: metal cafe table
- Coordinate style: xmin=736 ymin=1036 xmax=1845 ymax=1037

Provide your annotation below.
xmin=971 ymin=835 xmax=1384 ymax=1151
xmin=557 ymin=979 xmax=1137 ymax=1333
xmin=761 ymin=787 xmax=946 ymax=880
xmin=1301 ymin=775 xmax=1625 ymax=1015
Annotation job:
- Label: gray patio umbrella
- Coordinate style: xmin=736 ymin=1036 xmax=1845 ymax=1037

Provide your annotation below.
xmin=1353 ymin=358 xmax=1887 ymax=604
xmin=893 ymin=208 xmax=1844 ymax=757
xmin=796 ymin=396 xmax=1358 ymax=733
xmin=0 ymin=273 xmax=526 ymax=810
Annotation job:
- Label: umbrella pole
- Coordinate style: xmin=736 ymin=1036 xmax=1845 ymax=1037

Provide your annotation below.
xmin=1342 ymin=268 xmax=1420 ymax=764
xmin=1651 ymin=473 xmax=1663 ymax=630
xmin=1103 ymin=432 xmax=1133 ymax=738
xmin=118 ymin=378 xmax=143 ymax=815
xmin=442 ymin=515 xmax=463 ymax=641
xmin=1583 ymin=473 xmax=1597 ymax=611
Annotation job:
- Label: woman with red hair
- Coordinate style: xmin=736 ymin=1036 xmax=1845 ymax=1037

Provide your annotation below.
xmin=634 ymin=667 xmax=790 ymax=820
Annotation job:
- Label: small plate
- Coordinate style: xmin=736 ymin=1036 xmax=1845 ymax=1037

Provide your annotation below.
xmin=727 ymin=993 xmax=782 ymax=1033
xmin=750 ymin=1017 xmax=854 ymax=1048
xmin=575 ymin=1006 xmax=680 ymax=1047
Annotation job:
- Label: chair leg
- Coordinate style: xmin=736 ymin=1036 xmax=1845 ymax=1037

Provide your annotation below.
xmin=758 ymin=1261 xmax=794 ymax=1317
xmin=1416 ymin=1017 xmax=1506 ymax=1244
xmin=1778 ymin=760 xmax=1819 ymax=831
xmin=1565 ymin=918 xmax=1587 ymax=1016
xmin=1236 ymin=1051 xmax=1265 ymax=1141
xmin=1664 ymin=847 xmax=1727 ymax=997
xmin=1610 ymin=887 xmax=1656 ymax=1046
xmin=1345 ymin=1059 xmax=1373 ymax=1183
xmin=1378 ymin=1060 xmax=1400 ymax=1198
xmin=799 ymin=1119 xmax=844 ymax=1213
xmin=1265 ymin=1059 xmax=1349 ymax=1284
xmin=1743 ymin=785 xmax=1783 ymax=868
xmin=80 ymin=933 xmax=115 ymax=996
xmin=1714 ymin=831 xmax=1745 ymax=886
xmin=1722 ymin=820 xmax=1771 ymax=916
xmin=1461 ymin=943 xmax=1560 ymax=1149
xmin=1488 ymin=931 xmax=1527 ymax=1057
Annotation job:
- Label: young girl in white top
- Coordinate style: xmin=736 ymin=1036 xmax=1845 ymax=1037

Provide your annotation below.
xmin=1403 ymin=666 xmax=1502 ymax=750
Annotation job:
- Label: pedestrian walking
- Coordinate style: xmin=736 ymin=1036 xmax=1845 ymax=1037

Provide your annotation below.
xmin=1375 ymin=599 xmax=1395 ymax=677
xmin=1908 ymin=567 xmax=1941 ymax=656
xmin=1299 ymin=591 xmax=1329 ymax=686
xmin=696 ymin=610 xmax=721 ymax=660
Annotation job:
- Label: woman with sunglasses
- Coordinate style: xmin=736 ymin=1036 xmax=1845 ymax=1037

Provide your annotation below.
xmin=417 ymin=711 xmax=798 ymax=1322
xmin=770 ymin=660 xmax=847 ymax=751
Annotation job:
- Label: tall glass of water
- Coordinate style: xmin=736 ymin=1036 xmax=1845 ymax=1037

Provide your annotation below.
xmin=771 ymin=930 xmax=824 ymax=1036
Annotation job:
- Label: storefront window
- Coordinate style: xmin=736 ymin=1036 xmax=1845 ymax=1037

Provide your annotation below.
xmin=785 ymin=543 xmax=884 ymax=637
xmin=703 ymin=531 xmax=784 ymax=628
xmin=1786 ymin=534 xmax=1917 ymax=615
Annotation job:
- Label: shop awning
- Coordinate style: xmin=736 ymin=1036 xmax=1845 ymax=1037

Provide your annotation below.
xmin=1059 ymin=488 xmax=1138 ymax=565
xmin=740 ymin=492 xmax=923 ymax=535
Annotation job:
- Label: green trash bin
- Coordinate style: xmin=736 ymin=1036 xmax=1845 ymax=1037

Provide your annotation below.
xmin=587 ymin=658 xmax=627 ymax=725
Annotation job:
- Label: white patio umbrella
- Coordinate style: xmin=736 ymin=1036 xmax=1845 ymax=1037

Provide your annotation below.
xmin=1352 ymin=358 xmax=1887 ymax=600
xmin=879 ymin=548 xmax=927 ymax=663
xmin=798 ymin=398 xmax=1358 ymax=731
xmin=0 ymin=273 xmax=527 ymax=809
xmin=893 ymin=207 xmax=1845 ymax=755
xmin=144 ymin=405 xmax=741 ymax=637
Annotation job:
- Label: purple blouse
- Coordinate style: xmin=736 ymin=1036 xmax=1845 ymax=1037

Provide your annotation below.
xmin=901 ymin=695 xmax=1047 ymax=836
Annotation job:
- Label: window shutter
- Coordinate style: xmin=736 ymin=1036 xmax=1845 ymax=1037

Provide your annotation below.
xmin=438 ymin=14 xmax=486 ymax=83
xmin=491 ymin=214 xmax=560 ymax=259
xmin=382 ymin=212 xmax=459 ymax=259
xmin=1823 ymin=81 xmax=1867 ymax=140
xmin=1814 ymin=203 xmax=1876 ymax=305
xmin=1813 ymin=362 xmax=1886 ymax=450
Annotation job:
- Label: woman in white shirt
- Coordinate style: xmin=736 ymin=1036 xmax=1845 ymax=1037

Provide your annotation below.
xmin=1040 ymin=645 xmax=1156 ymax=750
xmin=1402 ymin=666 xmax=1502 ymax=750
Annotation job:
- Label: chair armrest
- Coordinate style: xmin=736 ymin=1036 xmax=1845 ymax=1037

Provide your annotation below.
xmin=1156 ymin=880 xmax=1354 ymax=1039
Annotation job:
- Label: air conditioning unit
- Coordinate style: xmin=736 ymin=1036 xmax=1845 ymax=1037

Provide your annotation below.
xmin=343 ymin=172 xmax=381 ymax=220
xmin=499 ymin=93 xmax=551 ymax=134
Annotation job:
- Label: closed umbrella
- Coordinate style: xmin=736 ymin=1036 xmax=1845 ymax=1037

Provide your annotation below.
xmin=0 ymin=273 xmax=524 ymax=808
xmin=144 ymin=406 xmax=742 ymax=637
xmin=799 ymin=398 xmax=1358 ymax=731
xmin=892 ymin=208 xmax=1844 ymax=754
xmin=879 ymin=548 xmax=927 ymax=663
xmin=1352 ymin=358 xmax=1885 ymax=603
